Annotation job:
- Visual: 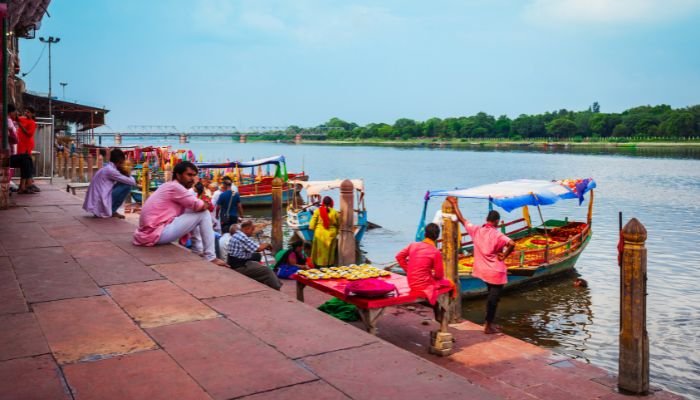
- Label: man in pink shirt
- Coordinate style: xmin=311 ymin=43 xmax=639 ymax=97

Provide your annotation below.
xmin=133 ymin=161 xmax=227 ymax=267
xmin=450 ymin=197 xmax=515 ymax=334
xmin=395 ymin=223 xmax=453 ymax=305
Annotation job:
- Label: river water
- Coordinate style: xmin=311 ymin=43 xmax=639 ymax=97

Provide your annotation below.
xmin=119 ymin=139 xmax=700 ymax=398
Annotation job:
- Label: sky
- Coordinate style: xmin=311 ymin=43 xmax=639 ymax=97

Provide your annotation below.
xmin=18 ymin=0 xmax=700 ymax=131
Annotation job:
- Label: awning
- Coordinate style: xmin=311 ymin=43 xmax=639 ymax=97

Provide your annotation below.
xmin=290 ymin=179 xmax=364 ymax=195
xmin=427 ymin=179 xmax=596 ymax=212
xmin=22 ymin=91 xmax=109 ymax=131
xmin=7 ymin=0 xmax=51 ymax=36
xmin=196 ymin=155 xmax=286 ymax=169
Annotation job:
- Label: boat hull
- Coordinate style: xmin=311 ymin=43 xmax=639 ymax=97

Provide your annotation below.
xmin=240 ymin=190 xmax=296 ymax=207
xmin=459 ymin=236 xmax=589 ymax=299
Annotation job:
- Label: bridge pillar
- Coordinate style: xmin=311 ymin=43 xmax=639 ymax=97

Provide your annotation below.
xmin=239 ymin=134 xmax=247 ymax=143
xmin=114 ymin=133 xmax=122 ymax=145
xmin=294 ymin=133 xmax=302 ymax=144
xmin=179 ymin=134 xmax=188 ymax=144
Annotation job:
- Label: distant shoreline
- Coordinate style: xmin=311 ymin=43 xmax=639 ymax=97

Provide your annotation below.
xmin=248 ymin=138 xmax=700 ymax=148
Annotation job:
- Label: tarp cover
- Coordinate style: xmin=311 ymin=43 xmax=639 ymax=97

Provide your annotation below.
xmin=195 ymin=155 xmax=285 ymax=169
xmin=289 ymin=179 xmax=364 ymax=195
xmin=428 ymin=179 xmax=596 ymax=212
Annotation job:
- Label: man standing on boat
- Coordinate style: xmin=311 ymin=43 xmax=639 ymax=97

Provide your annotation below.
xmin=449 ymin=197 xmax=515 ymax=334
xmin=133 ymin=161 xmax=228 ymax=267
xmin=83 ymin=149 xmax=136 ymax=219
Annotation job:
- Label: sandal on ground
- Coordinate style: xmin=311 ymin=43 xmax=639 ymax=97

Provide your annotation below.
xmin=29 ymin=184 xmax=41 ymax=192
xmin=17 ymin=189 xmax=37 ymax=195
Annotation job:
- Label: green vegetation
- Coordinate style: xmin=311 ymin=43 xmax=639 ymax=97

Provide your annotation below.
xmin=282 ymin=103 xmax=700 ymax=142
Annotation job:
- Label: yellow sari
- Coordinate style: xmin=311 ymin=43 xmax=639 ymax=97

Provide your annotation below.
xmin=309 ymin=207 xmax=340 ymax=267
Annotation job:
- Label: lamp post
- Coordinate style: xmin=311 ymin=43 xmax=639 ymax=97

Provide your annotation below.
xmin=39 ymin=36 xmax=60 ymax=117
xmin=60 ymin=82 xmax=67 ymax=99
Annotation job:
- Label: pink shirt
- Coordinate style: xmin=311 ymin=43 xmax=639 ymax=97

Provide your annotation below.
xmin=133 ymin=180 xmax=204 ymax=246
xmin=463 ymin=221 xmax=512 ymax=285
xmin=396 ymin=240 xmax=450 ymax=304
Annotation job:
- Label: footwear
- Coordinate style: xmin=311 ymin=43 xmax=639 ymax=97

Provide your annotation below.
xmin=29 ymin=184 xmax=41 ymax=192
xmin=111 ymin=212 xmax=126 ymax=219
xmin=484 ymin=322 xmax=502 ymax=334
xmin=17 ymin=189 xmax=37 ymax=195
xmin=210 ymin=258 xmax=229 ymax=268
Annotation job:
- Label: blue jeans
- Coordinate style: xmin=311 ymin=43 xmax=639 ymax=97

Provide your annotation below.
xmin=111 ymin=183 xmax=132 ymax=213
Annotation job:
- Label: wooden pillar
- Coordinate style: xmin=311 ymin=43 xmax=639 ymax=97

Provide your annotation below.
xmin=62 ymin=149 xmax=69 ymax=179
xmin=338 ymin=179 xmax=356 ymax=266
xmin=164 ymin=163 xmax=173 ymax=182
xmin=441 ymin=198 xmax=462 ymax=323
xmin=86 ymin=152 xmax=94 ymax=181
xmin=271 ymin=177 xmax=283 ymax=254
xmin=619 ymin=218 xmax=649 ymax=394
xmin=70 ymin=154 xmax=79 ymax=182
xmin=96 ymin=152 xmax=103 ymax=170
xmin=56 ymin=152 xmax=63 ymax=177
xmin=78 ymin=154 xmax=85 ymax=182
xmin=141 ymin=163 xmax=150 ymax=205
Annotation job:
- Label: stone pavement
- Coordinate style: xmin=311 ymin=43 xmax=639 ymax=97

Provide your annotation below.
xmin=0 ymin=181 xmax=498 ymax=400
xmin=0 ymin=180 xmax=684 ymax=399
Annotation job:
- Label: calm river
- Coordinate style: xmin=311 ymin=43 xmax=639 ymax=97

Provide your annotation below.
xmin=120 ymin=139 xmax=700 ymax=398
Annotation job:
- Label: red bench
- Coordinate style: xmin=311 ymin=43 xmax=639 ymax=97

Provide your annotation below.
xmin=293 ymin=272 xmax=452 ymax=336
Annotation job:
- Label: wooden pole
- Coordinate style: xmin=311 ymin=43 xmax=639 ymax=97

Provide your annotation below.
xmin=441 ymin=198 xmax=462 ymax=323
xmin=56 ymin=151 xmax=63 ymax=177
xmin=338 ymin=179 xmax=356 ymax=266
xmin=96 ymin=152 xmax=103 ymax=170
xmin=587 ymin=189 xmax=595 ymax=226
xmin=271 ymin=177 xmax=283 ymax=254
xmin=78 ymin=153 xmax=85 ymax=182
xmin=141 ymin=163 xmax=150 ymax=205
xmin=70 ymin=154 xmax=78 ymax=182
xmin=164 ymin=163 xmax=173 ymax=182
xmin=618 ymin=218 xmax=649 ymax=395
xmin=62 ymin=149 xmax=69 ymax=179
xmin=86 ymin=152 xmax=94 ymax=181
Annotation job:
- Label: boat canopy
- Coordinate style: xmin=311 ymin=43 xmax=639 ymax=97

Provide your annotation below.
xmin=290 ymin=179 xmax=364 ymax=195
xmin=427 ymin=179 xmax=596 ymax=212
xmin=195 ymin=155 xmax=286 ymax=169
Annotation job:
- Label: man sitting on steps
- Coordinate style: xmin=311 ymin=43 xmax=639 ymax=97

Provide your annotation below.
xmin=83 ymin=149 xmax=136 ymax=219
xmin=133 ymin=161 xmax=228 ymax=267
xmin=226 ymin=220 xmax=282 ymax=290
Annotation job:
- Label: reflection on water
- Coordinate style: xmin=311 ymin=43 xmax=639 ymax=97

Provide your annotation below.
xmin=116 ymin=138 xmax=700 ymax=399
xmin=462 ymin=273 xmax=595 ymax=361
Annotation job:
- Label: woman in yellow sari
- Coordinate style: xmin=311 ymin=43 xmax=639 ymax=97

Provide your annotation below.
xmin=309 ymin=196 xmax=340 ymax=267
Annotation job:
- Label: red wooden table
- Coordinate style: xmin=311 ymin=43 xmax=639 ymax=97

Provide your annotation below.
xmin=293 ymin=272 xmax=451 ymax=335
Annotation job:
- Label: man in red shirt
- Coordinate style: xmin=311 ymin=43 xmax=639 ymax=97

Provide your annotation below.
xmin=12 ymin=107 xmax=38 ymax=194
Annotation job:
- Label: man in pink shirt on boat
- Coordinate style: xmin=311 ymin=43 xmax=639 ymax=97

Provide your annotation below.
xmin=449 ymin=197 xmax=515 ymax=334
xmin=133 ymin=161 xmax=227 ymax=267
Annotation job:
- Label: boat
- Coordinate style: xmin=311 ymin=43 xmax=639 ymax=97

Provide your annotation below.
xmin=196 ymin=155 xmax=308 ymax=207
xmin=286 ymin=179 xmax=368 ymax=243
xmin=416 ymin=178 xmax=596 ymax=298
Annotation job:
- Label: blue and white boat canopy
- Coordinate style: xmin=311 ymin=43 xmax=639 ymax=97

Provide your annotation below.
xmin=426 ymin=178 xmax=596 ymax=212
xmin=195 ymin=155 xmax=286 ymax=169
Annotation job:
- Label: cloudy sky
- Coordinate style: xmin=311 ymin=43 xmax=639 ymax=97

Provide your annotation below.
xmin=19 ymin=0 xmax=700 ymax=131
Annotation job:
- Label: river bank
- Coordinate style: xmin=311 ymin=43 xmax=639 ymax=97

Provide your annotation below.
xmin=296 ymin=138 xmax=700 ymax=148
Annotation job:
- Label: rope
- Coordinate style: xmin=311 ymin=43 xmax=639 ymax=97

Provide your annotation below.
xmin=21 ymin=43 xmax=47 ymax=78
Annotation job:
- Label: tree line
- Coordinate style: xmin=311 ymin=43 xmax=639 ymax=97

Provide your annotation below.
xmin=285 ymin=103 xmax=700 ymax=141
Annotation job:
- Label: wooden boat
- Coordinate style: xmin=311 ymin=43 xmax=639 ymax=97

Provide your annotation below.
xmin=196 ymin=155 xmax=307 ymax=207
xmin=286 ymin=179 xmax=368 ymax=243
xmin=417 ymin=178 xmax=596 ymax=298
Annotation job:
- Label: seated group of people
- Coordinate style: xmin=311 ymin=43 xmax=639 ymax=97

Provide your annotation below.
xmin=83 ymin=155 xmax=297 ymax=290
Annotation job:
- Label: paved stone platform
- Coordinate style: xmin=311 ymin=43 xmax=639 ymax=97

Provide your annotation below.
xmin=0 ymin=180 xmax=684 ymax=399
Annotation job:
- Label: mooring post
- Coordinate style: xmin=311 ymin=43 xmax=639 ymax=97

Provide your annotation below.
xmin=62 ymin=149 xmax=69 ymax=179
xmin=141 ymin=163 xmax=150 ymax=205
xmin=70 ymin=153 xmax=79 ymax=182
xmin=164 ymin=162 xmax=173 ymax=182
xmin=338 ymin=179 xmax=356 ymax=266
xmin=78 ymin=153 xmax=85 ymax=182
xmin=441 ymin=198 xmax=462 ymax=323
xmin=86 ymin=152 xmax=94 ymax=182
xmin=619 ymin=218 xmax=649 ymax=395
xmin=55 ymin=151 xmax=62 ymax=177
xmin=271 ymin=177 xmax=283 ymax=254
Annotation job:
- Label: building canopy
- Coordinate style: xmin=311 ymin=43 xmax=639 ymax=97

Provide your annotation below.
xmin=23 ymin=91 xmax=109 ymax=131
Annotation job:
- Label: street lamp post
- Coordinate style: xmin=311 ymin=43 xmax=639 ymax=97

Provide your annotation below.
xmin=39 ymin=36 xmax=60 ymax=117
xmin=60 ymin=82 xmax=67 ymax=99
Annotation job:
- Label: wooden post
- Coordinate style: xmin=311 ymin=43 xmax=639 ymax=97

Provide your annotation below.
xmin=70 ymin=154 xmax=79 ymax=182
xmin=96 ymin=152 xmax=103 ymax=170
xmin=271 ymin=177 xmax=283 ymax=254
xmin=62 ymin=149 xmax=69 ymax=179
xmin=78 ymin=154 xmax=85 ymax=182
xmin=104 ymin=148 xmax=111 ymax=167
xmin=618 ymin=218 xmax=649 ymax=395
xmin=164 ymin=163 xmax=173 ymax=182
xmin=141 ymin=163 xmax=150 ymax=204
xmin=86 ymin=152 xmax=94 ymax=181
xmin=56 ymin=152 xmax=63 ymax=177
xmin=441 ymin=198 xmax=462 ymax=323
xmin=338 ymin=179 xmax=356 ymax=266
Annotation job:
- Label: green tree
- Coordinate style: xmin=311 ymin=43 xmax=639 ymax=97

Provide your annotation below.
xmin=546 ymin=118 xmax=578 ymax=138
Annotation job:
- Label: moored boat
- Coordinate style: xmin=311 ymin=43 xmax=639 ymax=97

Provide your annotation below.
xmin=417 ymin=178 xmax=596 ymax=298
xmin=286 ymin=179 xmax=368 ymax=243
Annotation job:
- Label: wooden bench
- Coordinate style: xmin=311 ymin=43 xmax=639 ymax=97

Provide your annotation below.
xmin=66 ymin=182 xmax=90 ymax=195
xmin=293 ymin=272 xmax=453 ymax=351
